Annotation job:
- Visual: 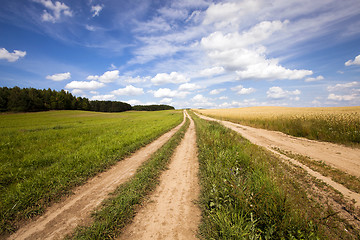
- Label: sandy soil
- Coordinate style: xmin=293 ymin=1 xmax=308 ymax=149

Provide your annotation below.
xmin=196 ymin=113 xmax=360 ymax=207
xmin=119 ymin=111 xmax=201 ymax=240
xmin=8 ymin=113 xmax=186 ymax=240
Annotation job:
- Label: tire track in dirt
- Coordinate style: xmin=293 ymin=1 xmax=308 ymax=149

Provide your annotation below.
xmin=195 ymin=112 xmax=360 ymax=207
xmin=8 ymin=113 xmax=186 ymax=240
xmin=119 ymin=111 xmax=201 ymax=240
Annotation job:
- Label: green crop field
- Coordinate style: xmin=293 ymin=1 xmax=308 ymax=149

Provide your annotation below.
xmin=0 ymin=110 xmax=182 ymax=234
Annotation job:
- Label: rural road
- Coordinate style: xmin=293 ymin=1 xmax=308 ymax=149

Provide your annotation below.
xmin=119 ymin=110 xmax=201 ymax=240
xmin=195 ymin=112 xmax=360 ymax=207
xmin=8 ymin=113 xmax=186 ymax=240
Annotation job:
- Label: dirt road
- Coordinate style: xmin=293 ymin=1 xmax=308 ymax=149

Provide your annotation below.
xmin=8 ymin=114 xmax=186 ymax=240
xmin=119 ymin=111 xmax=200 ymax=240
xmin=196 ymin=112 xmax=360 ymax=207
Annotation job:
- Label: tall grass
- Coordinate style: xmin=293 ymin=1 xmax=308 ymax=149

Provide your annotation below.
xmin=70 ymin=115 xmax=190 ymax=239
xmin=191 ymin=112 xmax=320 ymax=239
xmin=196 ymin=106 xmax=360 ymax=147
xmin=0 ymin=110 xmax=182 ymax=235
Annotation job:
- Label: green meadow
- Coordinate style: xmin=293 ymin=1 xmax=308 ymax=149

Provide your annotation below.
xmin=0 ymin=110 xmax=182 ymax=234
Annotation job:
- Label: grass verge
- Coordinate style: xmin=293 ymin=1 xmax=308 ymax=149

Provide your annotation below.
xmin=70 ymin=115 xmax=190 ymax=239
xmin=191 ymin=111 xmax=357 ymax=239
xmin=273 ymin=147 xmax=360 ymax=194
xmin=0 ymin=110 xmax=182 ymax=235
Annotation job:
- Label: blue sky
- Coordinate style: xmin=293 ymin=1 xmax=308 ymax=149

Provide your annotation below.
xmin=1 ymin=0 xmax=360 ymax=109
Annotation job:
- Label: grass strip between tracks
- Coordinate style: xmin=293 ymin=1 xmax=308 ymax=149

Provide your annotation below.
xmin=70 ymin=116 xmax=190 ymax=239
xmin=191 ymin=111 xmax=327 ymax=239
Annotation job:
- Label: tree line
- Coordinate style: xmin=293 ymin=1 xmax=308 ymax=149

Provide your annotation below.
xmin=0 ymin=87 xmax=174 ymax=112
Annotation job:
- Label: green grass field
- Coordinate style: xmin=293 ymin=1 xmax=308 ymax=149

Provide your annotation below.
xmin=0 ymin=110 xmax=182 ymax=234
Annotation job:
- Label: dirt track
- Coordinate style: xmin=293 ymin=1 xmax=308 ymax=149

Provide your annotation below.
xmin=196 ymin=112 xmax=360 ymax=207
xmin=8 ymin=114 xmax=186 ymax=240
xmin=119 ymin=111 xmax=200 ymax=240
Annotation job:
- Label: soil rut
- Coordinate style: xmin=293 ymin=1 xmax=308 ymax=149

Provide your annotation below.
xmin=8 ymin=114 xmax=186 ymax=240
xmin=119 ymin=111 xmax=200 ymax=240
xmin=196 ymin=112 xmax=360 ymax=207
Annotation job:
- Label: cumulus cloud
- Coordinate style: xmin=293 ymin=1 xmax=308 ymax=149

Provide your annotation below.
xmin=111 ymin=85 xmax=144 ymax=96
xmin=123 ymin=76 xmax=150 ymax=84
xmin=267 ymin=86 xmax=301 ymax=99
xmin=151 ymin=72 xmax=189 ymax=85
xmin=327 ymin=81 xmax=360 ymax=92
xmin=91 ymin=94 xmax=116 ymax=101
xmin=201 ymin=20 xmax=313 ymax=80
xmin=150 ymin=88 xmax=190 ymax=98
xmin=203 ymin=1 xmax=261 ymax=29
xmin=34 ymin=0 xmax=72 ymax=23
xmin=160 ymin=98 xmax=173 ymax=104
xmin=209 ymin=88 xmax=226 ymax=95
xmin=65 ymin=80 xmax=105 ymax=90
xmin=345 ymin=54 xmax=360 ymax=66
xmin=91 ymin=4 xmax=103 ymax=17
xmin=71 ymin=89 xmax=85 ymax=96
xmin=191 ymin=94 xmax=216 ymax=108
xmin=0 ymin=48 xmax=26 ymax=62
xmin=328 ymin=94 xmax=357 ymax=101
xmin=126 ymin=99 xmax=142 ymax=106
xmin=87 ymin=70 xmax=120 ymax=83
xmin=231 ymin=85 xmax=255 ymax=95
xmin=151 ymin=88 xmax=177 ymax=98
xmin=46 ymin=72 xmax=71 ymax=81
xmin=327 ymin=81 xmax=360 ymax=102
xmin=178 ymin=83 xmax=201 ymax=91
xmin=305 ymin=75 xmax=324 ymax=82
xmin=200 ymin=66 xmax=225 ymax=76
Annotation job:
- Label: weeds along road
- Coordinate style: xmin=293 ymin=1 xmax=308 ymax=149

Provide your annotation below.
xmin=8 ymin=113 xmax=186 ymax=240
xmin=119 ymin=110 xmax=200 ymax=240
xmin=195 ymin=112 xmax=360 ymax=207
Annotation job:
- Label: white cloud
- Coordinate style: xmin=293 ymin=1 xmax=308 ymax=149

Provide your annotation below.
xmin=91 ymin=94 xmax=116 ymax=101
xmin=328 ymin=94 xmax=357 ymax=101
xmin=345 ymin=54 xmax=360 ymax=66
xmin=201 ymin=27 xmax=313 ymax=80
xmin=326 ymin=81 xmax=360 ymax=102
xmin=91 ymin=5 xmax=103 ymax=17
xmin=87 ymin=70 xmax=120 ymax=83
xmin=210 ymin=88 xmax=226 ymax=95
xmin=267 ymin=86 xmax=301 ymax=99
xmin=86 ymin=25 xmax=96 ymax=31
xmin=127 ymin=99 xmax=142 ymax=106
xmin=327 ymin=81 xmax=360 ymax=92
xmin=305 ymin=75 xmax=324 ymax=82
xmin=134 ymin=17 xmax=171 ymax=33
xmin=160 ymin=98 xmax=173 ymax=104
xmin=191 ymin=94 xmax=216 ymax=108
xmin=123 ymin=76 xmax=150 ymax=84
xmin=151 ymin=88 xmax=177 ymax=98
xmin=46 ymin=72 xmax=71 ymax=81
xmin=150 ymin=88 xmax=190 ymax=98
xmin=151 ymin=72 xmax=189 ymax=85
xmin=111 ymin=85 xmax=144 ymax=96
xmin=178 ymin=83 xmax=201 ymax=91
xmin=231 ymin=85 xmax=255 ymax=95
xmin=71 ymin=89 xmax=85 ymax=96
xmin=65 ymin=80 xmax=105 ymax=90
xmin=34 ymin=0 xmax=72 ymax=23
xmin=203 ymin=1 xmax=262 ymax=29
xmin=0 ymin=48 xmax=26 ymax=62
xmin=200 ymin=66 xmax=225 ymax=76
xmin=219 ymin=96 xmax=228 ymax=100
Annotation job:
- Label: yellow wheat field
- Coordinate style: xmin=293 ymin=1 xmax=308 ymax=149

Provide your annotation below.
xmin=195 ymin=106 xmax=360 ymax=146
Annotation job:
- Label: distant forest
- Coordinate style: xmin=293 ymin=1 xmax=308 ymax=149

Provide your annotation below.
xmin=0 ymin=87 xmax=174 ymax=112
